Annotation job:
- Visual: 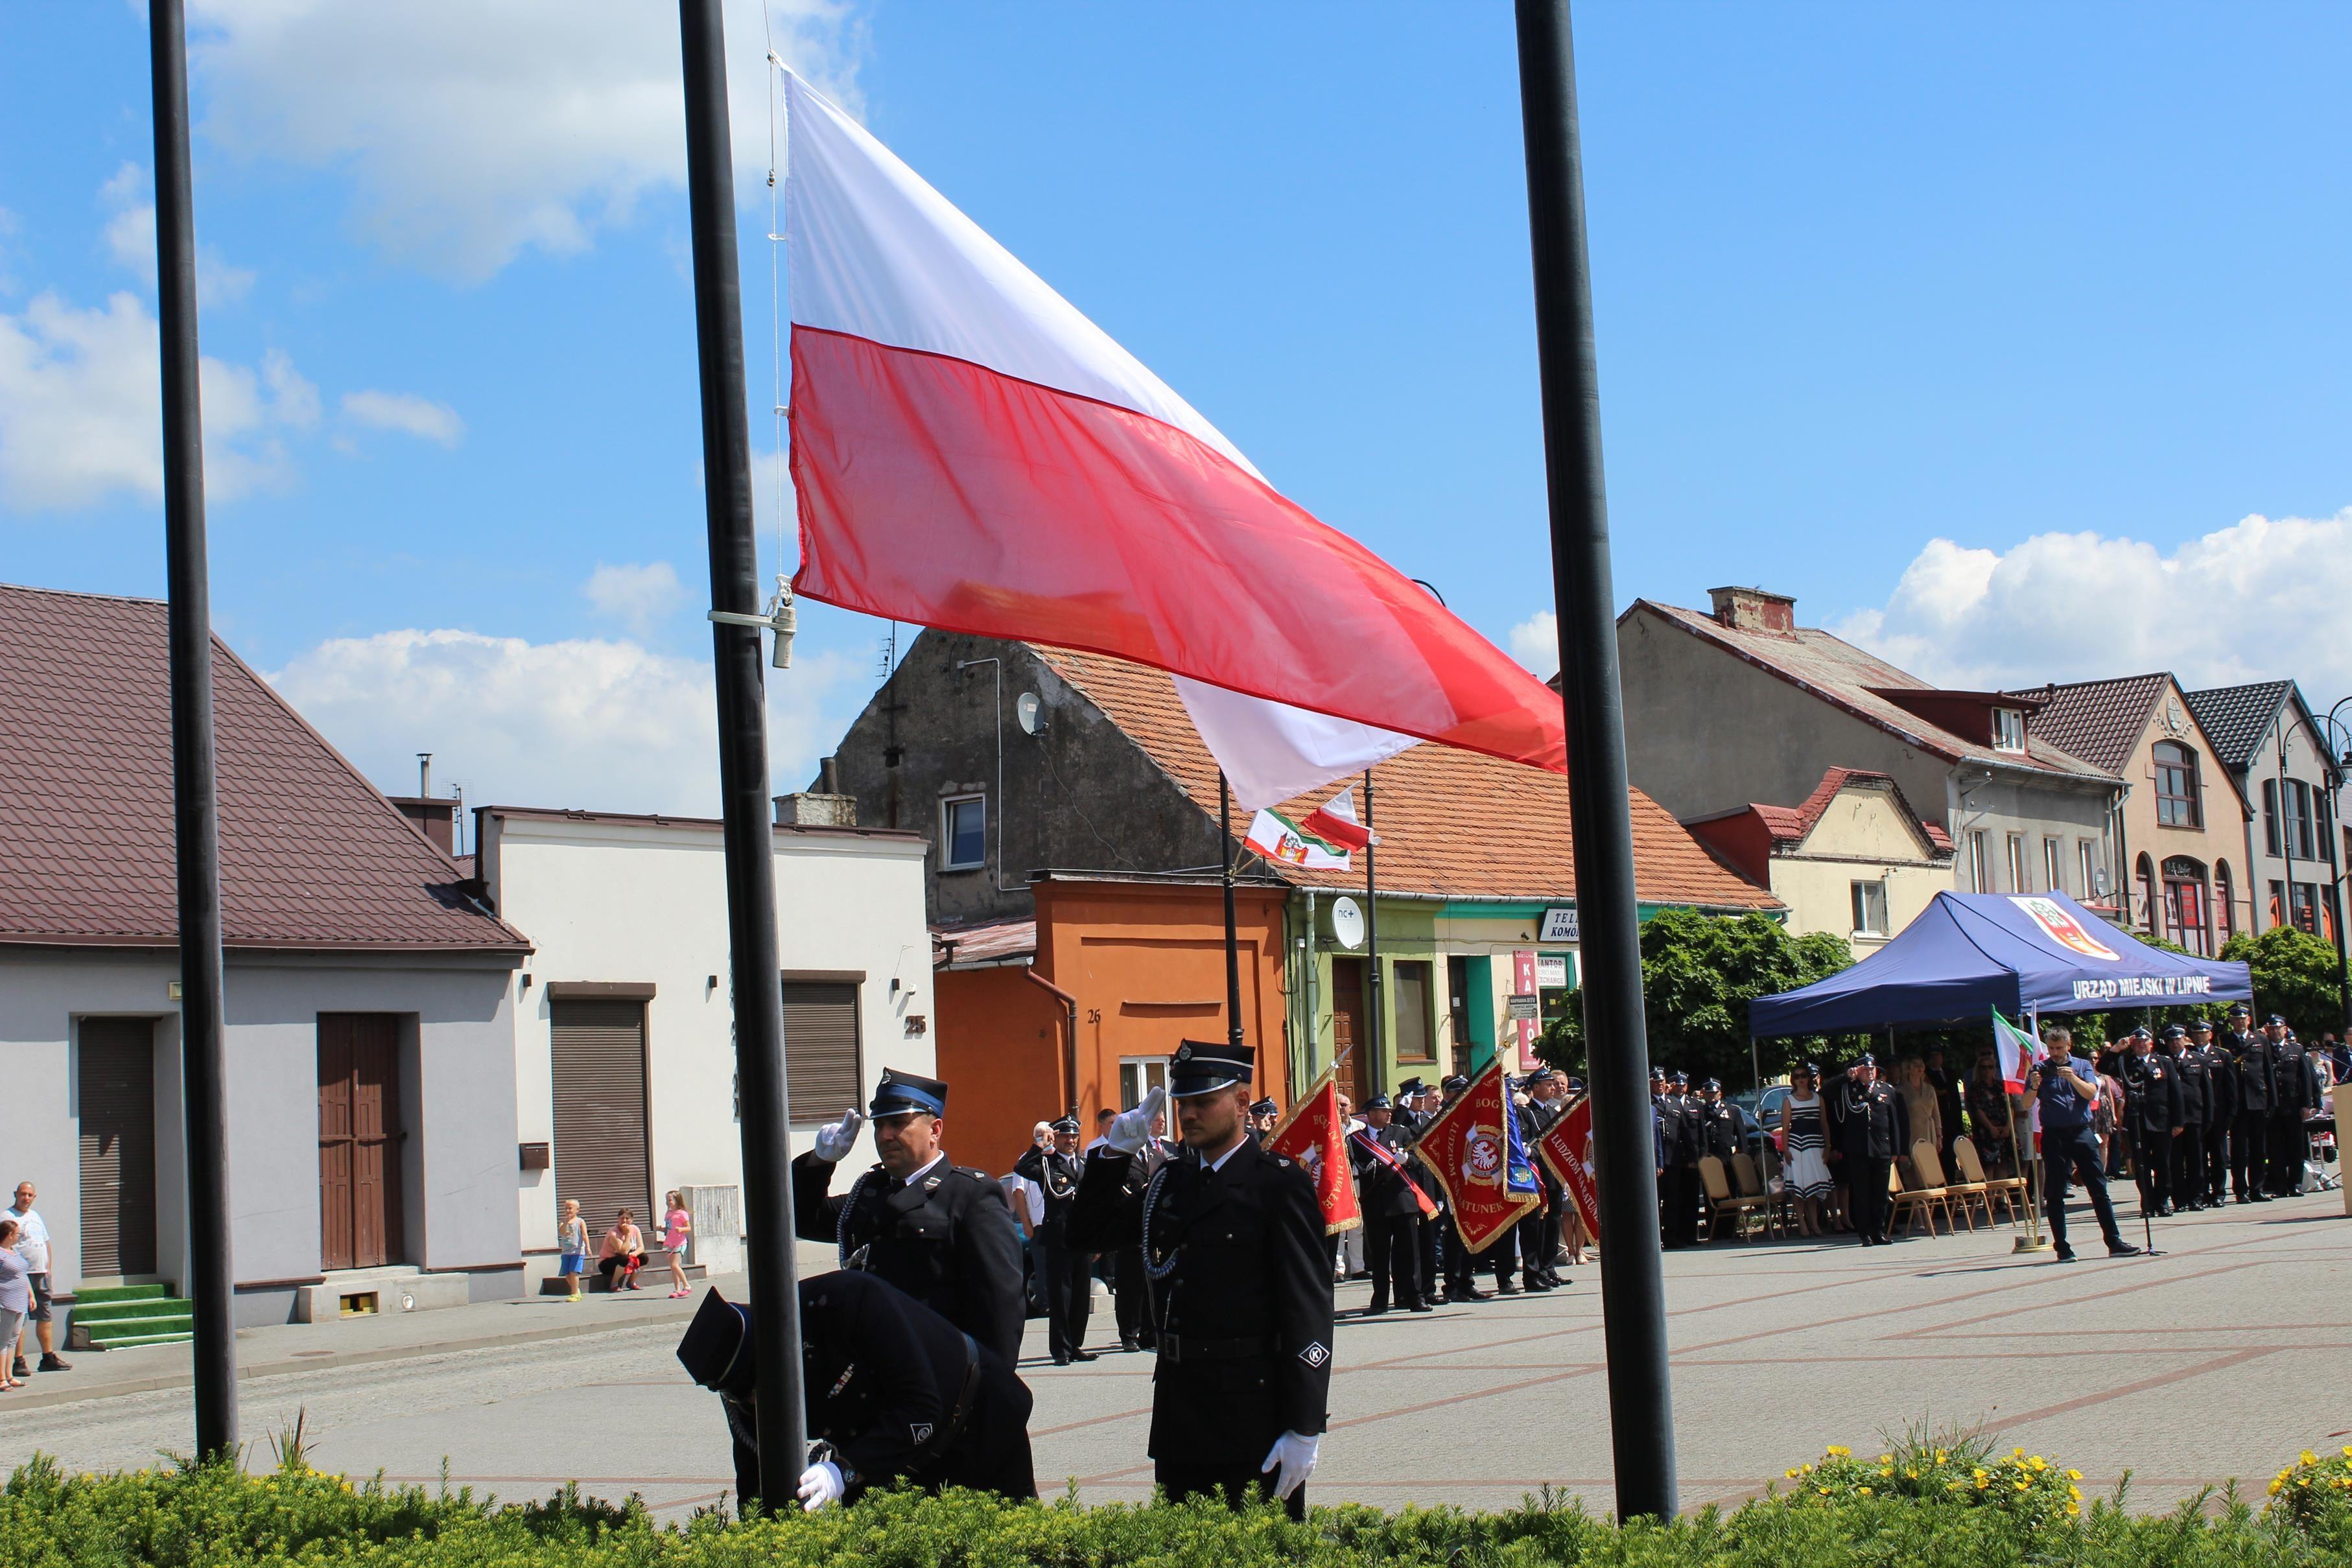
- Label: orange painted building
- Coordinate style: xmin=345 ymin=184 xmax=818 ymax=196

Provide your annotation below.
xmin=933 ymin=874 xmax=1289 ymax=1177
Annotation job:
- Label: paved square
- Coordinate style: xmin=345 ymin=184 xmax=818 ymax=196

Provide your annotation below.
xmin=4 ymin=1191 xmax=2342 ymax=1518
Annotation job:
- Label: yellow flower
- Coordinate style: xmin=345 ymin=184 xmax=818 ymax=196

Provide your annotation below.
xmin=2014 ymin=1481 xmax=2030 ymax=1492
xmin=1905 ymin=1468 xmax=1919 ymax=1479
xmin=2303 ymin=1451 xmax=2320 ymax=1466
xmin=1786 ymin=1469 xmax=1802 ymax=1480
xmin=2067 ymin=1503 xmax=2081 ymax=1517
xmin=1936 ymin=1449 xmax=1949 ymax=1463
xmin=2028 ymin=1457 xmax=2048 ymax=1472
xmin=2269 ymin=1480 xmax=2285 ymax=1497
xmin=2069 ymin=1486 xmax=2082 ymax=1501
xmin=1826 ymin=1445 xmax=1850 ymax=1458
xmin=1858 ymin=1486 xmax=1874 ymax=1496
xmin=1817 ymin=1486 xmax=1830 ymax=1496
xmin=2066 ymin=1469 xmax=2082 ymax=1481
xmin=1877 ymin=1453 xmax=1892 ymax=1465
xmin=2012 ymin=1447 xmax=2027 ymax=1459
xmin=1879 ymin=1466 xmax=1894 ymax=1477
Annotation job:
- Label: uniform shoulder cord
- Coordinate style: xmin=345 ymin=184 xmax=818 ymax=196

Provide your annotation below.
xmin=835 ymin=1170 xmax=873 ymax=1269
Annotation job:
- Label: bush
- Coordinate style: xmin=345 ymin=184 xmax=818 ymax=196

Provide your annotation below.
xmin=5 ymin=1434 xmax=2352 ymax=1567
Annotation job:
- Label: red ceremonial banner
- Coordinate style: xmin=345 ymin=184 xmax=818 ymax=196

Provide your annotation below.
xmin=1536 ymin=1094 xmax=1600 ymax=1243
xmin=1407 ymin=1060 xmax=1538 ymax=1252
xmin=1270 ymin=1073 xmax=1362 ymax=1235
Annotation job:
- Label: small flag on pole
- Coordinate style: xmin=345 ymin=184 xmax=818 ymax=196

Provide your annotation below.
xmin=1243 ymin=806 xmax=1354 ymax=870
xmin=1992 ymin=1008 xmax=2042 ymax=1092
xmin=1301 ymin=788 xmax=1372 ymax=853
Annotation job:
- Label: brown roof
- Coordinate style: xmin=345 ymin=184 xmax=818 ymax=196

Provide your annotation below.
xmin=932 ymin=917 xmax=1037 ymax=969
xmin=1631 ymin=599 xmax=2114 ymax=784
xmin=1030 ymin=646 xmax=1776 ymax=910
xmin=0 ymin=583 xmax=528 ymax=953
xmin=1695 ymin=766 xmax=1954 ymax=861
xmin=2005 ymin=673 xmax=2169 ymax=775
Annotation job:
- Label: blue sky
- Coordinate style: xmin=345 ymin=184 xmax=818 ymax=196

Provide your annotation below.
xmin=6 ymin=3 xmax=2350 ymax=816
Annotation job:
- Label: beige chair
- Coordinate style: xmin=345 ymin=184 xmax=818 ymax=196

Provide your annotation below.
xmin=1954 ymin=1135 xmax=2026 ymax=1222
xmin=1699 ymin=1154 xmax=1769 ymax=1242
xmin=1913 ymin=1141 xmax=1986 ymax=1230
xmin=1731 ymin=1149 xmax=1778 ymax=1238
xmin=1888 ymin=1151 xmax=1949 ymax=1237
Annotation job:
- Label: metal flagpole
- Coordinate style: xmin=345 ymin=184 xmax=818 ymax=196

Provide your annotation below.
xmin=1363 ymin=770 xmax=1385 ymax=1095
xmin=148 ymin=0 xmax=237 ymax=1462
xmin=1512 ymin=0 xmax=1676 ymax=1519
xmin=2011 ymin=1009 xmax=2049 ymax=1253
xmin=678 ymin=0 xmax=806 ymax=1504
xmin=1222 ymin=772 xmax=1244 ymax=1047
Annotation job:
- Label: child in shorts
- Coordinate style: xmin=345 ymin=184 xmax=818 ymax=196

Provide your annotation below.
xmin=556 ymin=1199 xmax=587 ymax=1302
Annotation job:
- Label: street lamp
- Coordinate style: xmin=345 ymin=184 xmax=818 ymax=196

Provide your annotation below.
xmin=2315 ymin=697 xmax=2352 ymax=1040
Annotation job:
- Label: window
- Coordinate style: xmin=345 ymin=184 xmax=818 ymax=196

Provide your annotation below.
xmin=2135 ymin=854 xmax=2156 ymax=930
xmin=1118 ymin=1057 xmax=1169 ymax=1111
xmin=2270 ymin=880 xmax=2287 ymax=928
xmin=2290 ymin=882 xmax=2320 ymax=934
xmin=2284 ymin=779 xmax=2316 ymax=860
xmin=941 ymin=794 xmax=986 ymax=870
xmin=1850 ymin=880 xmax=1889 ymax=937
xmin=2263 ymin=779 xmax=2281 ymax=856
xmin=2161 ymin=857 xmax=2209 ymax=956
xmin=1970 ymin=830 xmax=1992 ymax=893
xmin=1391 ymin=960 xmax=1436 ymax=1062
xmin=2152 ymin=742 xmax=2202 ymax=828
xmin=2006 ymin=832 xmax=2029 ymax=893
xmin=2078 ymin=839 xmax=2099 ymax=900
xmin=2216 ymin=860 xmax=2236 ymax=938
xmin=2043 ymin=836 xmax=2065 ymax=894
xmin=1992 ymin=708 xmax=2026 ymax=751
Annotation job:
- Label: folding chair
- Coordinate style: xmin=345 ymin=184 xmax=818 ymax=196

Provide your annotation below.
xmin=1952 ymin=1136 xmax=2023 ymax=1225
xmin=1700 ymin=1155 xmax=1769 ymax=1242
xmin=1888 ymin=1154 xmax=1947 ymax=1237
xmin=1913 ymin=1141 xmax=1986 ymax=1231
xmin=1731 ymin=1150 xmax=1781 ymax=1238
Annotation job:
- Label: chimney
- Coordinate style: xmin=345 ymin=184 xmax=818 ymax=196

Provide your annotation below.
xmin=417 ymin=752 xmax=432 ymax=796
xmin=1707 ymin=585 xmax=1798 ymax=636
xmin=775 ymin=791 xmax=858 ymax=828
xmin=818 ymin=754 xmax=841 ymax=795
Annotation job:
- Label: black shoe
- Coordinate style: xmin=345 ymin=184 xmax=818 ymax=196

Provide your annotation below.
xmin=1068 ymin=1348 xmax=1098 ymax=1363
xmin=1453 ymin=1287 xmax=1489 ymax=1302
xmin=1052 ymin=1353 xmax=1071 ymax=1366
xmin=1363 ymin=1304 xmax=1389 ymax=1316
xmin=37 ymin=1354 xmax=69 ymax=1372
xmin=1494 ymin=1281 xmax=1520 ymax=1295
xmin=1408 ymin=1302 xmax=1434 ymax=1313
xmin=2107 ymin=1243 xmax=2143 ymax=1258
xmin=8 ymin=1359 xmax=25 ymax=1378
xmin=2052 ymin=1247 xmax=2078 ymax=1263
xmin=2250 ymin=1192 xmax=2272 ymax=1203
xmin=1521 ymin=1278 xmax=1550 ymax=1293
xmin=1120 ymin=1336 xmax=1140 ymax=1352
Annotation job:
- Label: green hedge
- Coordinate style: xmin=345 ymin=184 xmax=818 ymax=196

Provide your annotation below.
xmin=5 ymin=1436 xmax=2349 ymax=1568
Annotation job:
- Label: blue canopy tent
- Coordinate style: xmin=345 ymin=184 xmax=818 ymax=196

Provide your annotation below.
xmin=1750 ymin=891 xmax=2253 ymax=1038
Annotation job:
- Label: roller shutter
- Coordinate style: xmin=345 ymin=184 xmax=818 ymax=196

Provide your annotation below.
xmin=781 ymin=983 xmax=862 ymax=1125
xmin=550 ymin=999 xmax=654 ymax=1234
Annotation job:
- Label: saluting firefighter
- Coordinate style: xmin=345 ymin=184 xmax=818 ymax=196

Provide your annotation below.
xmin=1067 ymin=1041 xmax=1332 ymax=1519
xmin=792 ymin=1069 xmax=1027 ymax=1367
xmin=1015 ymin=1116 xmax=1095 ymax=1364
xmin=2226 ymin=1003 xmax=2274 ymax=1202
xmin=676 ymin=1270 xmax=1036 ymax=1515
xmin=2161 ymin=1025 xmax=2213 ymax=1211
xmin=2191 ymin=1019 xmax=2235 ymax=1208
xmin=2115 ymin=1028 xmax=2180 ymax=1216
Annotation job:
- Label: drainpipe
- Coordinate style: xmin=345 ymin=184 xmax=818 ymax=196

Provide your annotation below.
xmin=1024 ymin=966 xmax=1080 ymax=1119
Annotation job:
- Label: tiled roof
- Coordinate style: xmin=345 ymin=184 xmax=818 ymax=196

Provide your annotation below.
xmin=2005 ymin=673 xmax=2169 ymax=776
xmin=1685 ymin=767 xmax=1953 ymax=887
xmin=1632 ymin=600 xmax=2114 ymax=782
xmin=2183 ymin=681 xmax=2292 ymax=772
xmin=932 ymin=917 xmax=1037 ymax=969
xmin=0 ymin=583 xmax=529 ymax=952
xmin=1785 ymin=766 xmax=1951 ymax=853
xmin=1029 ymin=646 xmax=1778 ymax=910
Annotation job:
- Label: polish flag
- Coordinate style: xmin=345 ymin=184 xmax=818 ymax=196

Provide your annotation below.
xmin=1301 ymin=788 xmax=1372 ymax=853
xmin=782 ymin=74 xmax=1566 ymax=793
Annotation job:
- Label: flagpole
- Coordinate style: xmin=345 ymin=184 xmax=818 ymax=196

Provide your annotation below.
xmin=1363 ymin=769 xmax=1385 ymax=1096
xmin=1514 ymin=0 xmax=1677 ymax=1520
xmin=2012 ymin=1010 xmax=2050 ymax=1253
xmin=679 ymin=0 xmax=807 ymax=1503
xmin=1222 ymin=771 xmax=1244 ymax=1049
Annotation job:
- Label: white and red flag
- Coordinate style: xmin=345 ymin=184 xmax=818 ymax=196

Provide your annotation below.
xmin=1244 ymin=808 xmax=1354 ymax=871
xmin=782 ymin=74 xmax=1566 ymax=792
xmin=1992 ymin=1009 xmax=2043 ymax=1092
xmin=1300 ymin=788 xmax=1372 ymax=853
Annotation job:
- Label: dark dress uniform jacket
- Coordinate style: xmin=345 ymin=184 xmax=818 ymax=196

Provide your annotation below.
xmin=2203 ymin=1045 xmax=2239 ymax=1123
xmin=797 ymin=1269 xmax=1035 ymax=1503
xmin=1013 ymin=1146 xmax=1084 ymax=1236
xmin=2231 ymin=1033 xmax=2274 ymax=1114
xmin=1695 ymin=1101 xmax=1745 ymax=1164
xmin=2171 ymin=1049 xmax=2211 ymax=1126
xmin=2116 ymin=1053 xmax=2180 ymax=1134
xmin=1350 ymin=1123 xmax=1424 ymax=1219
xmin=1068 ymin=1136 xmax=1333 ymax=1464
xmin=792 ymin=1152 xmax=1026 ymax=1367
xmin=1837 ymin=1082 xmax=1910 ymax=1161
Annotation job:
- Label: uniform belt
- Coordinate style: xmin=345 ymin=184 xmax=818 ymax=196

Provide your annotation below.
xmin=912 ymin=1333 xmax=985 ymax=1464
xmin=1158 ymin=1333 xmax=1275 ymax=1365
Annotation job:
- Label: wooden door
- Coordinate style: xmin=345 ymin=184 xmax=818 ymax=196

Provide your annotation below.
xmin=78 ymin=1018 xmax=158 ymax=1279
xmin=1330 ymin=957 xmax=1367 ymax=1106
xmin=318 ymin=1014 xmax=404 ymax=1271
xmin=550 ymin=999 xmax=653 ymax=1238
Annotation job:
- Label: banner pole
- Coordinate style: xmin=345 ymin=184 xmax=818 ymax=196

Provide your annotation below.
xmin=1363 ymin=769 xmax=1384 ymax=1095
xmin=1222 ymin=772 xmax=1244 ymax=1050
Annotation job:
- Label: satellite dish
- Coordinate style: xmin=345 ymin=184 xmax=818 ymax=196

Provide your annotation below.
xmin=1016 ymin=692 xmax=1042 ymax=734
xmin=1330 ymin=896 xmax=1366 ymax=951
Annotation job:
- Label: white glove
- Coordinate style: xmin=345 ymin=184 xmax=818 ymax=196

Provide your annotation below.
xmin=796 ymin=1459 xmax=845 ymax=1512
xmin=1260 ymin=1430 xmax=1319 ymax=1499
xmin=811 ymin=1109 xmax=865 ymax=1163
xmin=1105 ymin=1084 xmax=1168 ymax=1154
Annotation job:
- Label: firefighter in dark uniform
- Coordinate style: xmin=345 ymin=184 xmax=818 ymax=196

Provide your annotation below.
xmin=1513 ymin=1070 xmax=1568 ymax=1291
xmin=2115 ymin=1028 xmax=2180 ymax=1215
xmin=2226 ymin=1003 xmax=2274 ymax=1202
xmin=675 ymin=1271 xmax=1036 ymax=1515
xmin=1696 ymin=1077 xmax=1745 ymax=1165
xmin=791 ymin=1068 xmax=1027 ymax=1367
xmin=1394 ymin=1079 xmax=1440 ymax=1305
xmin=1015 ymin=1116 xmax=1094 ymax=1364
xmin=2193 ymin=1020 xmax=2235 ymax=1208
xmin=2163 ymin=1025 xmax=2212 ymax=1211
xmin=1663 ymin=1071 xmax=1704 ymax=1247
xmin=1349 ymin=1096 xmax=1429 ymax=1315
xmin=1650 ymin=1067 xmax=1675 ymax=1241
xmin=2267 ymin=1017 xmax=2316 ymax=1195
xmin=1067 ymin=1042 xmax=1332 ymax=1519
xmin=1835 ymin=1055 xmax=1909 ymax=1245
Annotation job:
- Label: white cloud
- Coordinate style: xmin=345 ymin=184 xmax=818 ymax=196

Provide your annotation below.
xmin=1508 ymin=609 xmax=1558 ymax=678
xmin=1831 ymin=508 xmax=2352 ymax=699
xmin=99 ymin=163 xmax=256 ymax=307
xmin=583 ymin=560 xmax=688 ymax=633
xmin=0 ymin=290 xmax=314 ymax=509
xmin=188 ymin=0 xmax=864 ymax=281
xmin=265 ymin=626 xmax=863 ymax=817
xmin=340 ymin=388 xmax=464 ymax=446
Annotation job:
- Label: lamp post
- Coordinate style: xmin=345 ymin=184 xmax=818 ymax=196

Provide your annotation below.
xmin=2316 ymin=699 xmax=2352 ymax=1040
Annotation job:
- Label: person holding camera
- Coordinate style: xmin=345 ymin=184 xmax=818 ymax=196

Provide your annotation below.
xmin=2029 ymin=1027 xmax=2141 ymax=1262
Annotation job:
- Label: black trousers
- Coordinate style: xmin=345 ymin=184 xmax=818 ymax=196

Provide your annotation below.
xmin=2043 ymin=1124 xmax=2125 ymax=1254
xmin=1484 ymin=1228 xmax=1515 ymax=1284
xmin=1852 ymin=1156 xmax=1893 ymax=1241
xmin=1363 ymin=1211 xmax=1421 ymax=1310
xmin=2204 ymin=1119 xmax=2231 ymax=1203
xmin=2130 ymin=1130 xmax=2172 ymax=1212
xmin=2172 ymin=1123 xmax=2205 ymax=1206
xmin=1415 ymin=1214 xmax=1440 ymax=1300
xmin=1040 ymin=1232 xmax=1092 ymax=1358
xmin=1442 ymin=1215 xmax=1477 ymax=1294
xmin=2269 ymin=1110 xmax=2308 ymax=1193
xmin=1667 ymin=1164 xmax=1702 ymax=1245
xmin=1514 ymin=1208 xmax=1549 ymax=1285
xmin=2233 ymin=1111 xmax=2269 ymax=1198
xmin=1158 ymin=1461 xmax=1305 ymax=1521
xmin=1112 ymin=1245 xmax=1153 ymax=1345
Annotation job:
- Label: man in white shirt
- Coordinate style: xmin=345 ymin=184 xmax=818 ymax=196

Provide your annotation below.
xmin=8 ymin=1182 xmax=68 ymax=1375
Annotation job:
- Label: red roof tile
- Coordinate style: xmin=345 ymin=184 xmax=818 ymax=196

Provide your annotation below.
xmin=2005 ymin=673 xmax=2169 ymax=776
xmin=1030 ymin=646 xmax=1777 ymax=910
xmin=0 ymin=583 xmax=529 ymax=952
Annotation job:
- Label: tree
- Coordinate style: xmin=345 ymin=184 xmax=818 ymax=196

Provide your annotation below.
xmin=1537 ymin=909 xmax=1855 ymax=1089
xmin=2218 ymin=924 xmax=2346 ymax=1038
